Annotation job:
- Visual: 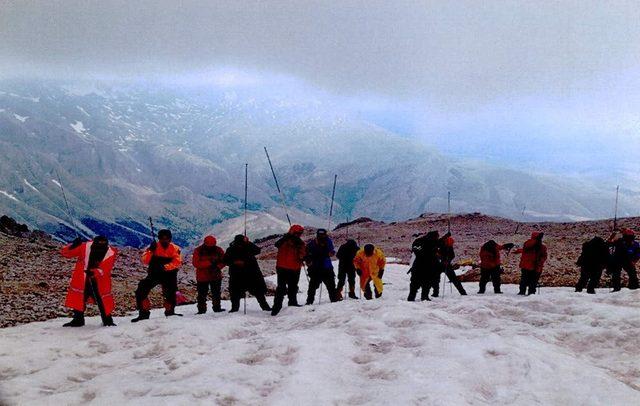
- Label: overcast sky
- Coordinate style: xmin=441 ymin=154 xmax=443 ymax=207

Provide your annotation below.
xmin=1 ymin=0 xmax=639 ymax=177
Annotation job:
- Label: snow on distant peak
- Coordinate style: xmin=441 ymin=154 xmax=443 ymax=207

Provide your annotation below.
xmin=13 ymin=114 xmax=28 ymax=122
xmin=76 ymin=106 xmax=90 ymax=117
xmin=51 ymin=179 xmax=61 ymax=188
xmin=70 ymin=120 xmax=88 ymax=135
xmin=0 ymin=190 xmax=19 ymax=202
xmin=23 ymin=179 xmax=39 ymax=193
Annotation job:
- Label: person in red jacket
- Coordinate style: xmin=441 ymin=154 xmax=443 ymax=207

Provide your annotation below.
xmin=478 ymin=240 xmax=514 ymax=294
xmin=271 ymin=225 xmax=306 ymax=316
xmin=192 ymin=235 xmax=226 ymax=314
xmin=61 ymin=236 xmax=117 ymax=327
xmin=515 ymin=232 xmax=548 ymax=295
xmin=131 ymin=229 xmax=183 ymax=322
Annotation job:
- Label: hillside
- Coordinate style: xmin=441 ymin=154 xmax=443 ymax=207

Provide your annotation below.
xmin=1 ymin=213 xmax=637 ymax=328
xmin=1 ymin=79 xmax=637 ymax=247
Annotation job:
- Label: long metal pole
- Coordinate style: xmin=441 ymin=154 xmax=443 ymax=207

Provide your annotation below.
xmin=244 ymin=163 xmax=248 ymax=236
xmin=447 ymin=191 xmax=451 ymax=234
xmin=327 ymin=174 xmax=337 ymax=230
xmin=54 ymin=169 xmax=80 ymax=238
xmin=264 ymin=147 xmax=291 ymax=226
xmin=613 ymin=185 xmax=619 ymax=231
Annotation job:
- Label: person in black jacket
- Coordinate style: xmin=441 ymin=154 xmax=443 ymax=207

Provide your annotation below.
xmin=435 ymin=232 xmax=467 ymax=296
xmin=407 ymin=231 xmax=440 ymax=301
xmin=575 ymin=236 xmax=609 ymax=294
xmin=223 ymin=234 xmax=271 ymax=312
xmin=336 ymin=239 xmax=360 ymax=300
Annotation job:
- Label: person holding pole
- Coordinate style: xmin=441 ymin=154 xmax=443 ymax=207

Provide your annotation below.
xmin=271 ymin=224 xmax=307 ymax=316
xmin=515 ymin=232 xmax=548 ymax=295
xmin=436 ymin=232 xmax=467 ymax=296
xmin=353 ymin=244 xmax=386 ymax=300
xmin=407 ymin=230 xmax=440 ymax=301
xmin=61 ymin=235 xmax=117 ymax=327
xmin=336 ymin=239 xmax=360 ymax=300
xmin=224 ymin=234 xmax=272 ymax=313
xmin=131 ymin=229 xmax=183 ymax=322
xmin=192 ymin=235 xmax=226 ymax=314
xmin=606 ymin=228 xmax=640 ymax=291
xmin=305 ymin=229 xmax=338 ymax=305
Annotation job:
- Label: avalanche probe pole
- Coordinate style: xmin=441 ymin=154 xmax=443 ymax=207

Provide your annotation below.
xmin=244 ymin=163 xmax=249 ymax=237
xmin=244 ymin=163 xmax=249 ymax=315
xmin=264 ymin=147 xmax=292 ymax=226
xmin=613 ymin=185 xmax=619 ymax=231
xmin=443 ymin=191 xmax=451 ymax=297
xmin=327 ymin=174 xmax=337 ymax=231
xmin=55 ymin=169 xmax=80 ymax=239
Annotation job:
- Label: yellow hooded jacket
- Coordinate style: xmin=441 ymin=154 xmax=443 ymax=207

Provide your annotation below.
xmin=353 ymin=247 xmax=386 ymax=292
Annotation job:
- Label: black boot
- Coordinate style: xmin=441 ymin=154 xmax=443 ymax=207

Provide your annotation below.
xmin=103 ymin=316 xmax=117 ymax=327
xmin=131 ymin=310 xmax=150 ymax=323
xmin=63 ymin=311 xmax=85 ymax=327
xmin=257 ymin=296 xmax=272 ymax=311
xmin=212 ymin=299 xmax=226 ymax=313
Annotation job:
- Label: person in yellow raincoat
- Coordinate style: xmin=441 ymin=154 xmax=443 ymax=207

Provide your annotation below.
xmin=353 ymin=244 xmax=386 ymax=300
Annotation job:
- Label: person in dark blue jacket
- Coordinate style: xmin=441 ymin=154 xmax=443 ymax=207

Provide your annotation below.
xmin=305 ymin=229 xmax=338 ymax=304
xmin=607 ymin=228 xmax=640 ymax=291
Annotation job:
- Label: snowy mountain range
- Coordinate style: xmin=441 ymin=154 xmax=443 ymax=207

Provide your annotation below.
xmin=0 ymin=79 xmax=635 ymax=246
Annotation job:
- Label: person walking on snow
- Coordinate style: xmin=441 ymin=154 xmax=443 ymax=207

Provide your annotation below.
xmin=305 ymin=229 xmax=338 ymax=304
xmin=353 ymin=244 xmax=386 ymax=300
xmin=436 ymin=232 xmax=467 ymax=296
xmin=131 ymin=229 xmax=183 ymax=322
xmin=224 ymin=234 xmax=271 ymax=313
xmin=607 ymin=228 xmax=640 ymax=291
xmin=515 ymin=232 xmax=547 ymax=295
xmin=192 ymin=235 xmax=226 ymax=314
xmin=336 ymin=239 xmax=360 ymax=300
xmin=575 ymin=236 xmax=609 ymax=294
xmin=271 ymin=225 xmax=307 ymax=316
xmin=478 ymin=240 xmax=514 ymax=294
xmin=61 ymin=236 xmax=117 ymax=327
xmin=407 ymin=230 xmax=440 ymax=301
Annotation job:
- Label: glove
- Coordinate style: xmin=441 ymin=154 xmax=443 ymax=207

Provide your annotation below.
xmin=378 ymin=268 xmax=385 ymax=278
xmin=356 ymin=269 xmax=362 ymax=276
xmin=70 ymin=237 xmax=83 ymax=249
xmin=149 ymin=241 xmax=157 ymax=252
xmin=85 ymin=269 xmax=94 ymax=277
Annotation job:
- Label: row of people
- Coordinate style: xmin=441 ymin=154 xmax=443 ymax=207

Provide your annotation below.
xmin=58 ymin=225 xmax=638 ymax=327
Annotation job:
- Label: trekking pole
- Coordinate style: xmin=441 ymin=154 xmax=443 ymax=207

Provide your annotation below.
xmin=514 ymin=205 xmax=526 ymax=235
xmin=345 ymin=217 xmax=350 ymax=240
xmin=327 ymin=174 xmax=337 ymax=231
xmin=54 ymin=169 xmax=80 ymax=239
xmin=264 ymin=147 xmax=291 ymax=226
xmin=244 ymin=163 xmax=248 ymax=237
xmin=613 ymin=185 xmax=619 ymax=231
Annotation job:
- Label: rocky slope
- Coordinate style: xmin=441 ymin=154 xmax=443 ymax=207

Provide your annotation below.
xmin=1 ymin=213 xmax=637 ymax=328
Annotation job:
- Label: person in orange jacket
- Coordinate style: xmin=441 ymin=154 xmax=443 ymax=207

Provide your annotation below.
xmin=61 ymin=236 xmax=117 ymax=327
xmin=478 ymin=240 xmax=514 ymax=294
xmin=515 ymin=232 xmax=548 ymax=295
xmin=353 ymin=244 xmax=386 ymax=300
xmin=192 ymin=235 xmax=226 ymax=314
xmin=272 ymin=224 xmax=307 ymax=316
xmin=131 ymin=229 xmax=183 ymax=322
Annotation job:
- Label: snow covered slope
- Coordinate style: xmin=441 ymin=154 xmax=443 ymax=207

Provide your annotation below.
xmin=1 ymin=263 xmax=639 ymax=405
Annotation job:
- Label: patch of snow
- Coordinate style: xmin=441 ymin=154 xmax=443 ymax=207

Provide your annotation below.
xmin=0 ymin=190 xmax=19 ymax=202
xmin=0 ymin=265 xmax=639 ymax=404
xmin=76 ymin=106 xmax=90 ymax=117
xmin=70 ymin=120 xmax=87 ymax=134
xmin=13 ymin=114 xmax=28 ymax=122
xmin=0 ymin=108 xmax=5 ymax=112
xmin=23 ymin=179 xmax=39 ymax=193
xmin=51 ymin=179 xmax=61 ymax=188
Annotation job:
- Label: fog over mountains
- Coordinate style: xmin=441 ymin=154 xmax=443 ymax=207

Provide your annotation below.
xmin=0 ymin=79 xmax=635 ymax=246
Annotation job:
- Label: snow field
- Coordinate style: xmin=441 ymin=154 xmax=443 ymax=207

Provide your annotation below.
xmin=0 ymin=262 xmax=639 ymax=405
